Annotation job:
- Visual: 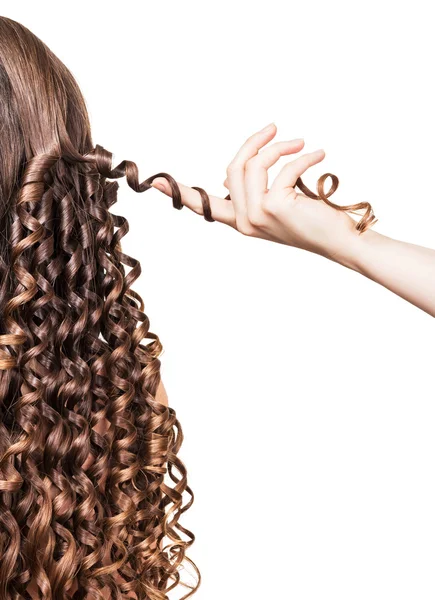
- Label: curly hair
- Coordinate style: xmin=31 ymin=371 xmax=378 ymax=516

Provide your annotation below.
xmin=0 ymin=14 xmax=377 ymax=600
xmin=0 ymin=16 xmax=199 ymax=600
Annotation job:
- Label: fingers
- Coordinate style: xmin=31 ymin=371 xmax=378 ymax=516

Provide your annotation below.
xmin=222 ymin=138 xmax=304 ymax=190
xmin=225 ymin=122 xmax=277 ymax=226
xmin=151 ymin=177 xmax=236 ymax=227
xmin=149 ymin=127 xmax=326 ymax=240
xmin=244 ymin=139 xmax=305 ymax=207
xmin=269 ymin=149 xmax=326 ymax=195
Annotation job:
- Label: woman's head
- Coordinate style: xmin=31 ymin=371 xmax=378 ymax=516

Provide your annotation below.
xmin=0 ymin=16 xmax=93 ymax=204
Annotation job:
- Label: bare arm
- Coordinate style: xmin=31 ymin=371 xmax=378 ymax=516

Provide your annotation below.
xmin=337 ymin=228 xmax=435 ymax=318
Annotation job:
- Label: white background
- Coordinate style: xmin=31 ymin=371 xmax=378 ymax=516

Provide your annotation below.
xmin=4 ymin=2 xmax=435 ymax=599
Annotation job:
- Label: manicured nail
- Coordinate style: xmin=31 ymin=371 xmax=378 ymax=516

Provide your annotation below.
xmin=260 ymin=122 xmax=275 ymax=132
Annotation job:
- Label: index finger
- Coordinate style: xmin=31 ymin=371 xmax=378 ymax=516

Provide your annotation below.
xmin=149 ymin=174 xmax=236 ymax=228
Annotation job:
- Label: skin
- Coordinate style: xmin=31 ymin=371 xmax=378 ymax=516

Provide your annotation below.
xmin=156 ymin=378 xmax=169 ymax=406
xmin=150 ymin=122 xmax=435 ymax=319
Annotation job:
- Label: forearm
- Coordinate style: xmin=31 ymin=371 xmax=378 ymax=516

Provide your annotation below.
xmin=333 ymin=228 xmax=435 ymax=318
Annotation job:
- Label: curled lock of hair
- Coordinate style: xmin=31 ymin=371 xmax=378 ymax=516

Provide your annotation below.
xmin=143 ymin=165 xmax=378 ymax=233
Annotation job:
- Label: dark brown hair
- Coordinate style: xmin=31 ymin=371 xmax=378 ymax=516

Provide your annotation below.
xmin=0 ymin=14 xmax=377 ymax=600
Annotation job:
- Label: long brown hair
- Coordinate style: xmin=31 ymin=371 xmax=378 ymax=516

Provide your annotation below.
xmin=0 ymin=16 xmax=198 ymax=600
xmin=0 ymin=14 xmax=377 ymax=600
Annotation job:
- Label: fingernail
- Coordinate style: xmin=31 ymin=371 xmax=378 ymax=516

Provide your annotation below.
xmin=260 ymin=122 xmax=275 ymax=132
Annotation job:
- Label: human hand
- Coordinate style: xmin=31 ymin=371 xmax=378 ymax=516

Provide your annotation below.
xmin=149 ymin=123 xmax=376 ymax=265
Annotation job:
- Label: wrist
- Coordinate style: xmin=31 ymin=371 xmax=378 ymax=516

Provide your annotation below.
xmin=323 ymin=224 xmax=379 ymax=275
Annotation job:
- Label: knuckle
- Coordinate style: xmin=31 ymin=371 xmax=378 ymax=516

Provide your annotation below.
xmin=226 ymin=162 xmax=242 ymax=176
xmin=245 ymin=156 xmax=260 ymax=172
xmin=240 ymin=226 xmax=256 ymax=237
xmin=237 ymin=220 xmax=256 ymax=237
xmin=261 ymin=198 xmax=276 ymax=216
xmin=247 ymin=208 xmax=265 ymax=228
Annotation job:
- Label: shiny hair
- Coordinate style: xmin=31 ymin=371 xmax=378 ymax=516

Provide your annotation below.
xmin=0 ymin=14 xmax=377 ymax=600
xmin=0 ymin=16 xmax=198 ymax=600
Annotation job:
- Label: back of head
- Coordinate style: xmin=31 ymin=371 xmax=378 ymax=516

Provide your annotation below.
xmin=0 ymin=16 xmax=199 ymax=600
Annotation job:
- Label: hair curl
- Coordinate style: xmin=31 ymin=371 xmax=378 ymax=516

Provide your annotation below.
xmin=165 ymin=169 xmax=377 ymax=233
xmin=0 ymin=16 xmax=198 ymax=600
xmin=0 ymin=14 xmax=377 ymax=600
